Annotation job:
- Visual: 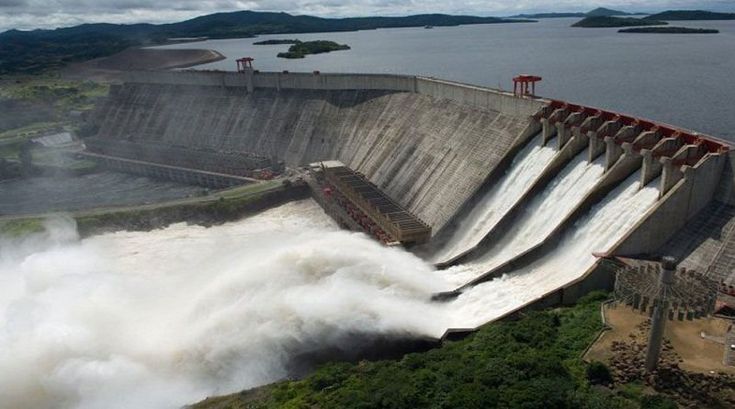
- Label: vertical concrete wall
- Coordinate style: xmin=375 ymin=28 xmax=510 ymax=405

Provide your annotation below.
xmin=414 ymin=77 xmax=543 ymax=117
xmin=715 ymin=150 xmax=735 ymax=205
xmin=612 ymin=152 xmax=727 ymax=256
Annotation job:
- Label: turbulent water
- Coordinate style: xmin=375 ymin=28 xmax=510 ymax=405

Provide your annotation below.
xmin=443 ymin=150 xmax=606 ymax=286
xmin=432 ymin=135 xmax=557 ymax=264
xmin=0 ymin=163 xmax=662 ymax=409
xmin=450 ymin=172 xmax=660 ymax=328
xmin=0 ymin=200 xmax=451 ymax=409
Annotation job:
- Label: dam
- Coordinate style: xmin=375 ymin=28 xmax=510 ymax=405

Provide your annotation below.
xmin=84 ymin=67 xmax=734 ymax=334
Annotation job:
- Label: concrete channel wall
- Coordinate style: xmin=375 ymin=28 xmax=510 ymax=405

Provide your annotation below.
xmin=612 ymin=152 xmax=727 ymax=256
xmin=99 ymin=70 xmax=544 ymax=231
xmin=82 ymin=152 xmax=255 ymax=189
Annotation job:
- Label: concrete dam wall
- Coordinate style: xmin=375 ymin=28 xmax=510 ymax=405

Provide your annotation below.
xmin=87 ymin=69 xmax=733 ymax=332
xmin=91 ymin=71 xmax=542 ymax=230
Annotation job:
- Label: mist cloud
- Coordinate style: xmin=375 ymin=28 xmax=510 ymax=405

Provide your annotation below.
xmin=0 ymin=200 xmax=451 ymax=409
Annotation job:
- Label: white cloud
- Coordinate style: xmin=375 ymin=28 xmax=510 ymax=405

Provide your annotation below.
xmin=0 ymin=0 xmax=732 ymax=31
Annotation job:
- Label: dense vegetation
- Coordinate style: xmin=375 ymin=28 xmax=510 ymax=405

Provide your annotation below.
xmin=645 ymin=10 xmax=735 ymax=21
xmin=572 ymin=16 xmax=668 ymax=28
xmin=0 ymin=77 xmax=107 ymax=166
xmin=0 ymin=11 xmax=531 ymax=74
xmin=619 ymin=27 xmax=719 ymax=34
xmin=277 ymin=41 xmax=351 ymax=59
xmin=192 ymin=292 xmax=677 ymax=409
xmin=253 ymin=39 xmax=301 ymax=45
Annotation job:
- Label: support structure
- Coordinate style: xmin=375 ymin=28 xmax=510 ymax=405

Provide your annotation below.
xmin=236 ymin=57 xmax=254 ymax=72
xmin=236 ymin=57 xmax=255 ymax=92
xmin=513 ymin=75 xmax=542 ymax=97
xmin=645 ymin=257 xmax=676 ymax=372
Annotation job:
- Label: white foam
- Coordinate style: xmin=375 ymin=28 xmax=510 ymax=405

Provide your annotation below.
xmin=450 ymin=172 xmax=660 ymax=328
xmin=0 ymin=200 xmax=451 ymax=409
xmin=432 ymin=135 xmax=557 ymax=264
xmin=443 ymin=151 xmax=605 ymax=286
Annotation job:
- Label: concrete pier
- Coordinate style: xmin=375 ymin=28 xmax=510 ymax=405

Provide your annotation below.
xmin=645 ymin=257 xmax=676 ymax=372
xmin=81 ymin=152 xmax=255 ymax=188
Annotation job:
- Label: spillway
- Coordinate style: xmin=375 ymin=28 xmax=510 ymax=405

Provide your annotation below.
xmin=443 ymin=150 xmax=606 ymax=286
xmin=75 ymin=68 xmax=733 ymax=349
xmin=431 ymin=135 xmax=557 ymax=264
xmin=5 ymin=69 xmax=735 ymax=409
xmin=449 ymin=172 xmax=660 ymax=328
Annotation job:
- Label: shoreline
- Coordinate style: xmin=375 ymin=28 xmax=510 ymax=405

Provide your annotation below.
xmin=61 ymin=48 xmax=227 ymax=82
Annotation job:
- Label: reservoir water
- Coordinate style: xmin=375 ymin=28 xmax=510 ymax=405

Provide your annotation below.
xmin=154 ymin=18 xmax=735 ymax=141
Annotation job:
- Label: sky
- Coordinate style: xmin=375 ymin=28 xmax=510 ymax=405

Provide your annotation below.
xmin=0 ymin=0 xmax=734 ymax=32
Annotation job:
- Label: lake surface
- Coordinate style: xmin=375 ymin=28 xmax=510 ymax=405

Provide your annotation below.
xmin=155 ymin=18 xmax=735 ymax=141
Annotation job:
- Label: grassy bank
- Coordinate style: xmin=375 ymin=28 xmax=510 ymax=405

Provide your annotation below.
xmin=74 ymin=181 xmax=306 ymax=236
xmin=0 ymin=218 xmax=45 ymax=237
xmin=191 ymin=292 xmax=677 ymax=409
xmin=0 ymin=75 xmax=108 ymax=162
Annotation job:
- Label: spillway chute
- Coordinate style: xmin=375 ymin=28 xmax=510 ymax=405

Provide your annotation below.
xmin=430 ymin=134 xmax=557 ymax=266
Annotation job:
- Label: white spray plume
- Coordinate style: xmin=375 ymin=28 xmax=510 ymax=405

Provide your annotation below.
xmin=0 ymin=200 xmax=450 ymax=409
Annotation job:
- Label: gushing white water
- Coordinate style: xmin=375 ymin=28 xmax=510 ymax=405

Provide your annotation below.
xmin=0 ymin=200 xmax=452 ymax=409
xmin=1 ymin=163 xmax=663 ymax=409
xmin=432 ymin=135 xmax=557 ymax=264
xmin=443 ymin=151 xmax=606 ymax=286
xmin=449 ymin=172 xmax=660 ymax=328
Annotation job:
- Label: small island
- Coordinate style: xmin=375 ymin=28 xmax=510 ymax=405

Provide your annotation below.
xmin=619 ymin=27 xmax=719 ymax=34
xmin=645 ymin=10 xmax=735 ymax=21
xmin=253 ymin=39 xmax=300 ymax=45
xmin=572 ymin=16 xmax=667 ymax=28
xmin=276 ymin=40 xmax=351 ymax=59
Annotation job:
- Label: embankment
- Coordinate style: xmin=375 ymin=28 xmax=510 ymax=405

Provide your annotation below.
xmin=0 ymin=180 xmax=307 ymax=238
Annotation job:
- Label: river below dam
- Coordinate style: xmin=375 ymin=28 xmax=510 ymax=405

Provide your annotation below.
xmin=154 ymin=17 xmax=735 ymax=141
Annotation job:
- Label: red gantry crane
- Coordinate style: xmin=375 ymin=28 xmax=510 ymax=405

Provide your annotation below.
xmin=513 ymin=74 xmax=542 ymax=97
xmin=236 ymin=57 xmax=254 ymax=72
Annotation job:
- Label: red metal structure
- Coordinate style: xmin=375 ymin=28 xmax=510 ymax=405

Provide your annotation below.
xmin=236 ymin=57 xmax=254 ymax=72
xmin=513 ymin=74 xmax=542 ymax=96
xmin=538 ymin=99 xmax=730 ymax=155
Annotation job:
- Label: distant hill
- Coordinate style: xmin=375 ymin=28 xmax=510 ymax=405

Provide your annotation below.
xmin=645 ymin=10 xmax=735 ymax=20
xmin=572 ymin=16 xmax=667 ymax=28
xmin=510 ymin=12 xmax=585 ymax=19
xmin=0 ymin=11 xmax=532 ymax=75
xmin=586 ymin=7 xmax=635 ymax=17
xmin=511 ymin=7 xmax=642 ymax=19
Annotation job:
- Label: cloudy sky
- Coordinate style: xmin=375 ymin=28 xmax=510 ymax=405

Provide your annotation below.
xmin=1 ymin=0 xmax=734 ymax=32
